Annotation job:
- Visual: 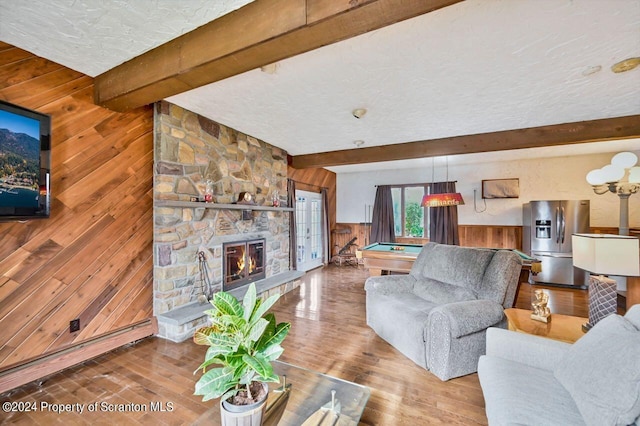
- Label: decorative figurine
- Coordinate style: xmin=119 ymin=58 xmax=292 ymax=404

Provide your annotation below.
xmin=204 ymin=180 xmax=214 ymax=203
xmin=237 ymin=191 xmax=255 ymax=205
xmin=531 ymin=289 xmax=551 ymax=323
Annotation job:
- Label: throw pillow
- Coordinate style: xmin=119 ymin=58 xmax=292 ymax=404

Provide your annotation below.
xmin=553 ymin=314 xmax=640 ymax=426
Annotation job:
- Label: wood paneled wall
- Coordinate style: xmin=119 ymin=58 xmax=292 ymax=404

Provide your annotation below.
xmin=458 ymin=225 xmax=523 ymax=249
xmin=333 ymin=224 xmax=632 ymax=254
xmin=287 ymin=165 xmax=337 ymax=248
xmin=335 ymin=223 xmax=524 ymax=252
xmin=0 ymin=43 xmax=154 ymax=377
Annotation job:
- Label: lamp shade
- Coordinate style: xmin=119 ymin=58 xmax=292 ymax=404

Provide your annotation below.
xmin=572 ymin=234 xmax=640 ymax=276
xmin=421 ymin=192 xmax=465 ymax=207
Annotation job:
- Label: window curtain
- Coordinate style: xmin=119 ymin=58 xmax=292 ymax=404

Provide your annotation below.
xmin=287 ymin=179 xmax=297 ymax=270
xmin=321 ymin=188 xmax=330 ymax=265
xmin=370 ymin=185 xmax=396 ymax=243
xmin=429 ymin=181 xmax=460 ymax=245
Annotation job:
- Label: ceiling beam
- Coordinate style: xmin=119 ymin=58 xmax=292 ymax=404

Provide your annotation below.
xmin=289 ymin=115 xmax=640 ymax=169
xmin=94 ymin=0 xmax=462 ymax=112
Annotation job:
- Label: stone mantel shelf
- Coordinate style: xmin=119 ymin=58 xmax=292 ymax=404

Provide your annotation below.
xmin=155 ymin=200 xmax=294 ymax=212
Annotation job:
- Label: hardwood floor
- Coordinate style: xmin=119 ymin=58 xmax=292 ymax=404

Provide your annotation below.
xmin=0 ymin=265 xmax=587 ymax=425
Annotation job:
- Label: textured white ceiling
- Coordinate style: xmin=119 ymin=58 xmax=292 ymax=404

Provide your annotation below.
xmin=0 ymin=0 xmax=253 ymax=76
xmin=168 ymin=0 xmax=640 ymax=156
xmin=1 ymin=0 xmax=639 ymax=173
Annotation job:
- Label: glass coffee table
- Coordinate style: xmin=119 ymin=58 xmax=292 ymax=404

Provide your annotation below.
xmin=194 ymin=361 xmax=371 ymax=425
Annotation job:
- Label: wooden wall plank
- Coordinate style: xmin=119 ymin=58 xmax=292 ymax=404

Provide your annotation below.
xmin=0 ymin=319 xmax=158 ymax=394
xmin=0 ymin=45 xmax=154 ymax=378
xmin=287 ymin=166 xmax=337 ymax=251
xmin=0 ymin=68 xmax=89 ymax=108
xmin=0 ymin=56 xmax=62 ymax=89
xmin=337 ymin=223 xmax=524 ymax=253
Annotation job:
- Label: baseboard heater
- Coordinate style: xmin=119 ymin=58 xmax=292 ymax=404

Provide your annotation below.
xmin=0 ymin=318 xmax=158 ymax=394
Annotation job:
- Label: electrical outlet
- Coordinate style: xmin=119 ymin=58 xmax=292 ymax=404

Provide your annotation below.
xmin=69 ymin=318 xmax=80 ymax=333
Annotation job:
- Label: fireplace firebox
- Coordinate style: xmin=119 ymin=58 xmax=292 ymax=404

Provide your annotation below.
xmin=223 ymin=239 xmax=266 ymax=291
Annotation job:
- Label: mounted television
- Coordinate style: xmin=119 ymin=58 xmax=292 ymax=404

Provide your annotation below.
xmin=0 ymin=100 xmax=51 ymax=220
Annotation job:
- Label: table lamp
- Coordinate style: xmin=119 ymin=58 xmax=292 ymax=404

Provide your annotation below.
xmin=572 ymin=233 xmax=640 ymax=331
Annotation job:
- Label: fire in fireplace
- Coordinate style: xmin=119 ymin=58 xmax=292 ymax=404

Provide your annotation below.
xmin=223 ymin=238 xmax=266 ymax=291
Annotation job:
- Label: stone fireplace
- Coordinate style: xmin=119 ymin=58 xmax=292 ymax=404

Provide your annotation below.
xmin=153 ymin=101 xmax=302 ymax=342
xmin=223 ymin=238 xmax=266 ymax=291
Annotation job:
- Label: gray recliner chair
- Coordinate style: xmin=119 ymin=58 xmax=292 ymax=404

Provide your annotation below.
xmin=479 ymin=305 xmax=640 ymax=425
xmin=365 ymin=242 xmax=522 ymax=381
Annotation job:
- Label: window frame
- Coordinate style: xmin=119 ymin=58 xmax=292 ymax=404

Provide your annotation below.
xmin=390 ymin=183 xmax=430 ymax=239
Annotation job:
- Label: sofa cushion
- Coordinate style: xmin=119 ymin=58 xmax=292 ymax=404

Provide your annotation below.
xmin=419 ymin=243 xmax=494 ymax=292
xmin=413 ymin=279 xmax=477 ymax=305
xmin=477 ymin=250 xmax=522 ymax=307
xmin=366 ymin=291 xmax=437 ymax=368
xmin=479 ymin=355 xmax=585 ymax=426
xmin=625 ymin=304 xmax=640 ymax=329
xmin=553 ymin=314 xmax=640 ymax=426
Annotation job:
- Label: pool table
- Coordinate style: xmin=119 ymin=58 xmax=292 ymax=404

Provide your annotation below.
xmin=359 ymin=243 xmax=541 ymax=285
xmin=358 ymin=242 xmax=424 ymax=276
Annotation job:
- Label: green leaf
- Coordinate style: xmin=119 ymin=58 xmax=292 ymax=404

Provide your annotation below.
xmin=213 ymin=291 xmax=243 ymax=317
xmin=243 ymin=353 xmax=270 ymax=378
xmin=261 ymin=343 xmax=284 ymax=362
xmin=238 ymin=366 xmax=256 ymax=386
xmin=205 ymin=345 xmax=232 ymax=361
xmin=214 ymin=314 xmax=246 ymax=331
xmin=194 ymin=367 xmax=238 ymax=402
xmin=195 ymin=355 xmax=222 ymax=373
xmin=255 ymin=314 xmax=276 ymax=350
xmin=242 ymin=283 xmax=257 ymax=322
xmin=244 ymin=353 xmax=279 ymax=383
xmin=225 ymin=353 xmax=246 ymax=371
xmin=259 ymin=321 xmax=290 ymax=350
xmin=249 ymin=293 xmax=280 ymax=324
xmin=246 ymin=317 xmax=268 ymax=345
xmin=205 ymin=333 xmax=239 ymax=351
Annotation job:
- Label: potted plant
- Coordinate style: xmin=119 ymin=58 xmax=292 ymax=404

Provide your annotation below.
xmin=193 ymin=283 xmax=291 ymax=425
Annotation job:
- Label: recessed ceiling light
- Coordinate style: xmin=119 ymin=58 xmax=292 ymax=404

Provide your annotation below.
xmin=352 ymin=108 xmax=367 ymax=119
xmin=260 ymin=62 xmax=278 ymax=74
xmin=611 ymin=57 xmax=640 ymax=73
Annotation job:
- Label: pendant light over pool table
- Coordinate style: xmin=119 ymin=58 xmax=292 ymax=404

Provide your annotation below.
xmin=421 ymin=157 xmax=465 ymax=207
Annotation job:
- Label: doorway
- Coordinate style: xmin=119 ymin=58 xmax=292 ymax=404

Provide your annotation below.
xmin=295 ymin=190 xmax=324 ymax=272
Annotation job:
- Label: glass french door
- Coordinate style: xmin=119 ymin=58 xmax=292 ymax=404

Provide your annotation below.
xmin=295 ymin=190 xmax=324 ymax=272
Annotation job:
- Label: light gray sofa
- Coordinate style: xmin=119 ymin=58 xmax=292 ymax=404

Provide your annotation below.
xmin=478 ymin=305 xmax=640 ymax=426
xmin=364 ymin=242 xmax=522 ymax=381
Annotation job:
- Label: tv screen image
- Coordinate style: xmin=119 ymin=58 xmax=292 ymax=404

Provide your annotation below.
xmin=0 ymin=100 xmax=51 ymax=220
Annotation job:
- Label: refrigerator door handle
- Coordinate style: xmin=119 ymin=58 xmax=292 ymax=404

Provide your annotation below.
xmin=533 ymin=252 xmax=573 ymax=259
xmin=555 ymin=207 xmax=561 ymax=244
xmin=560 ymin=206 xmax=566 ymax=244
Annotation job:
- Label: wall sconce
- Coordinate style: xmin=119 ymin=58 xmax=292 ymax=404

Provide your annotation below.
xmin=586 ymin=152 xmax=640 ymax=235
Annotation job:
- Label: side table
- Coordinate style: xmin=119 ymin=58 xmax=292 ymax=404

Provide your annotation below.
xmin=504 ymin=308 xmax=587 ymax=344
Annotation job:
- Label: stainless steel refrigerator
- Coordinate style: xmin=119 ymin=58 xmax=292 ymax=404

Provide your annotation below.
xmin=523 ymin=200 xmax=590 ymax=288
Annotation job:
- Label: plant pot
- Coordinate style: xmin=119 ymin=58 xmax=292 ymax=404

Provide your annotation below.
xmin=220 ymin=383 xmax=268 ymax=426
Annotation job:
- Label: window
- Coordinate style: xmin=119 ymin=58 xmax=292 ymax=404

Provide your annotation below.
xmin=391 ymin=185 xmax=429 ymax=238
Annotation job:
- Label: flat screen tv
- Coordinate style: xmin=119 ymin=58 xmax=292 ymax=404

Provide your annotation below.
xmin=0 ymin=100 xmax=51 ymax=220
